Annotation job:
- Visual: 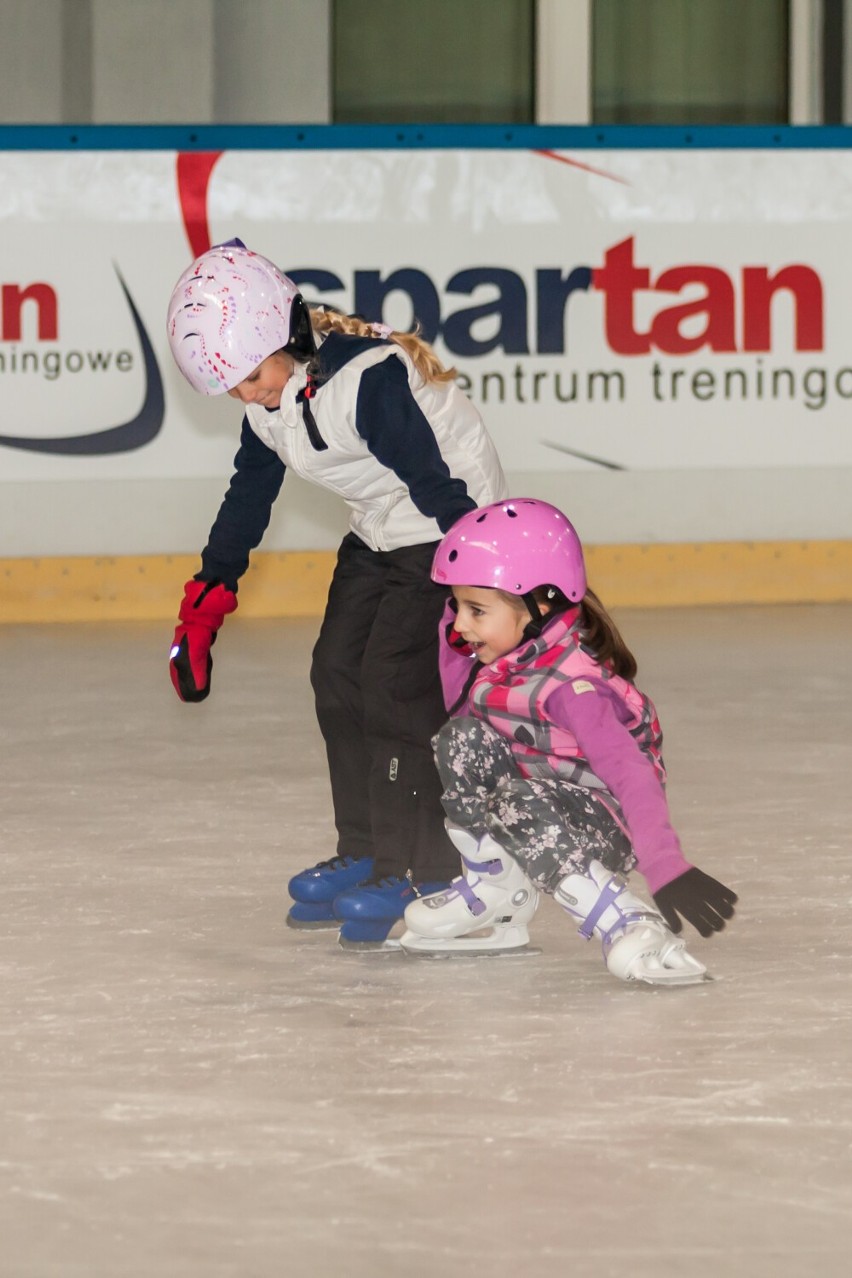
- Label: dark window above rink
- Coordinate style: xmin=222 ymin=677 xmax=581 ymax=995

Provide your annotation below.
xmin=592 ymin=0 xmax=790 ymax=125
xmin=332 ymin=0 xmax=535 ymax=124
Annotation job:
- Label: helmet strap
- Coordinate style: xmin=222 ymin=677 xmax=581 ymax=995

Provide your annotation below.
xmin=284 ymin=295 xmax=317 ymax=360
xmin=521 ymin=591 xmax=546 ymax=640
xmin=520 ymin=587 xmax=567 ymax=641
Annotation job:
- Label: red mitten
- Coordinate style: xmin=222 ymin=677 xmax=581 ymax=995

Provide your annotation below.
xmin=169 ymin=579 xmax=238 ymax=703
xmin=445 ymin=622 xmax=474 ymax=657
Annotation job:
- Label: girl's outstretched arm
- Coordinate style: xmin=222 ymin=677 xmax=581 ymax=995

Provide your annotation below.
xmin=547 ymin=679 xmax=737 ymax=934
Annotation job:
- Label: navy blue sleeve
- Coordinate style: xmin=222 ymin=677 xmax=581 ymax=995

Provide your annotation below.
xmin=198 ymin=416 xmax=286 ymax=590
xmin=355 ymin=355 xmax=476 ymax=532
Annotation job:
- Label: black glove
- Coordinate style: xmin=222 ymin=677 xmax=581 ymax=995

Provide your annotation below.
xmin=652 ymin=868 xmax=737 ymax=937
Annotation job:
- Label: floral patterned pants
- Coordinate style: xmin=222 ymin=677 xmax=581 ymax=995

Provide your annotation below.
xmin=433 ymin=716 xmax=635 ymax=893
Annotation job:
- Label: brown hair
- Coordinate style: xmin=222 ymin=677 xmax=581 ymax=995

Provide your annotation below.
xmin=308 ymin=306 xmax=457 ymax=385
xmin=577 ymin=587 xmax=638 ymax=681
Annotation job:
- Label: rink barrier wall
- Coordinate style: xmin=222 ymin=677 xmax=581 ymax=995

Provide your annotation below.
xmin=1 ymin=540 xmax=850 ymax=623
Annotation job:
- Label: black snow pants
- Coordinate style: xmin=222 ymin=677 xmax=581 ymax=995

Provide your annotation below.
xmin=310 ymin=532 xmax=460 ymax=882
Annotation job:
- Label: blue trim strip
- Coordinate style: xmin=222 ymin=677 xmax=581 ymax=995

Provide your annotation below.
xmin=2 ymin=123 xmax=852 ymax=151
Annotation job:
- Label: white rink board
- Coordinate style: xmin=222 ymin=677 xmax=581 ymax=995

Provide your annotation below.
xmin=1 ymin=146 xmax=852 ymax=551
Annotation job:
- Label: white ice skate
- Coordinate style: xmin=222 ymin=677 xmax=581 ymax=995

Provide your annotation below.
xmin=400 ymin=825 xmax=539 ymax=957
xmin=555 ymin=860 xmax=710 ymax=987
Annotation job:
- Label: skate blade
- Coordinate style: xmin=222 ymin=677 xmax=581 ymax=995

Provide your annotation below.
xmin=402 ymin=944 xmax=541 ymax=959
xmin=399 ymin=926 xmax=540 ymax=958
xmin=634 ymin=969 xmax=714 ymax=987
xmin=630 ymin=953 xmax=713 ymax=986
xmin=286 ymin=916 xmax=340 ymax=931
xmin=337 ymin=934 xmax=402 ymax=953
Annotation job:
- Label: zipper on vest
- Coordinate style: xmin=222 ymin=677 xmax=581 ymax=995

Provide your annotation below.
xmin=297 ymin=376 xmax=328 ymax=451
xmin=447 ymin=661 xmax=483 ymax=716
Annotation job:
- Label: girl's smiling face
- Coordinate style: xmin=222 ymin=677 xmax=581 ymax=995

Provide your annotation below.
xmin=227 ymin=350 xmax=295 ymax=409
xmin=451 ymin=585 xmax=530 ymax=664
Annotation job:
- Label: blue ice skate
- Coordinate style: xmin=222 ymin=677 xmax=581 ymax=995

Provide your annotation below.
xmin=286 ymin=855 xmax=374 ymax=929
xmin=333 ymin=875 xmax=453 ymax=949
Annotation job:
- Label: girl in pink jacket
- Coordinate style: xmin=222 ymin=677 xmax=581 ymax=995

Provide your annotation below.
xmin=400 ymin=499 xmax=737 ymax=985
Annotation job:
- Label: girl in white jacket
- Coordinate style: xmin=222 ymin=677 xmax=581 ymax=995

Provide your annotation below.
xmin=166 ymin=240 xmax=507 ymax=949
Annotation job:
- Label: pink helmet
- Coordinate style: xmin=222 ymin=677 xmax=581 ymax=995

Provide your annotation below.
xmin=432 ymin=499 xmax=587 ymax=603
xmin=166 ymin=240 xmax=314 ymax=395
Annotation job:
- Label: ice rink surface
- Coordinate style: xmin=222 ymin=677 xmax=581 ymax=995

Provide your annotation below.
xmin=1 ymin=605 xmax=850 ymax=1278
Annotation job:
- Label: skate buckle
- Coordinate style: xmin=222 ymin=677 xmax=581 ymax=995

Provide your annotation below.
xmin=578 ymin=876 xmax=623 ymax=940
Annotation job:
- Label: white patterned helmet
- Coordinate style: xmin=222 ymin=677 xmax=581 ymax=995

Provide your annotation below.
xmin=166 ymin=240 xmax=314 ymax=395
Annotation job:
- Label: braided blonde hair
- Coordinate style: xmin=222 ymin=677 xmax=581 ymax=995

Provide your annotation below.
xmin=308 ymin=305 xmax=457 ymax=385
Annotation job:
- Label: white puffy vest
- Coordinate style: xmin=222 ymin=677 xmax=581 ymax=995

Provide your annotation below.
xmin=245 ymin=340 xmax=507 ymax=552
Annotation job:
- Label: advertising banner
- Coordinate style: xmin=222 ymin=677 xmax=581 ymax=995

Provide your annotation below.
xmin=0 ymin=145 xmax=849 ymax=486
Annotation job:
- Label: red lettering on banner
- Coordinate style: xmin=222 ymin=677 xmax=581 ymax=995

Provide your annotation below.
xmin=592 ymin=238 xmax=651 ymax=354
xmin=742 ymin=265 xmax=824 ymax=351
xmin=2 ymin=283 xmax=58 ymax=340
xmin=650 ymin=266 xmax=736 ymax=354
xmin=592 ymin=236 xmax=824 ymax=355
